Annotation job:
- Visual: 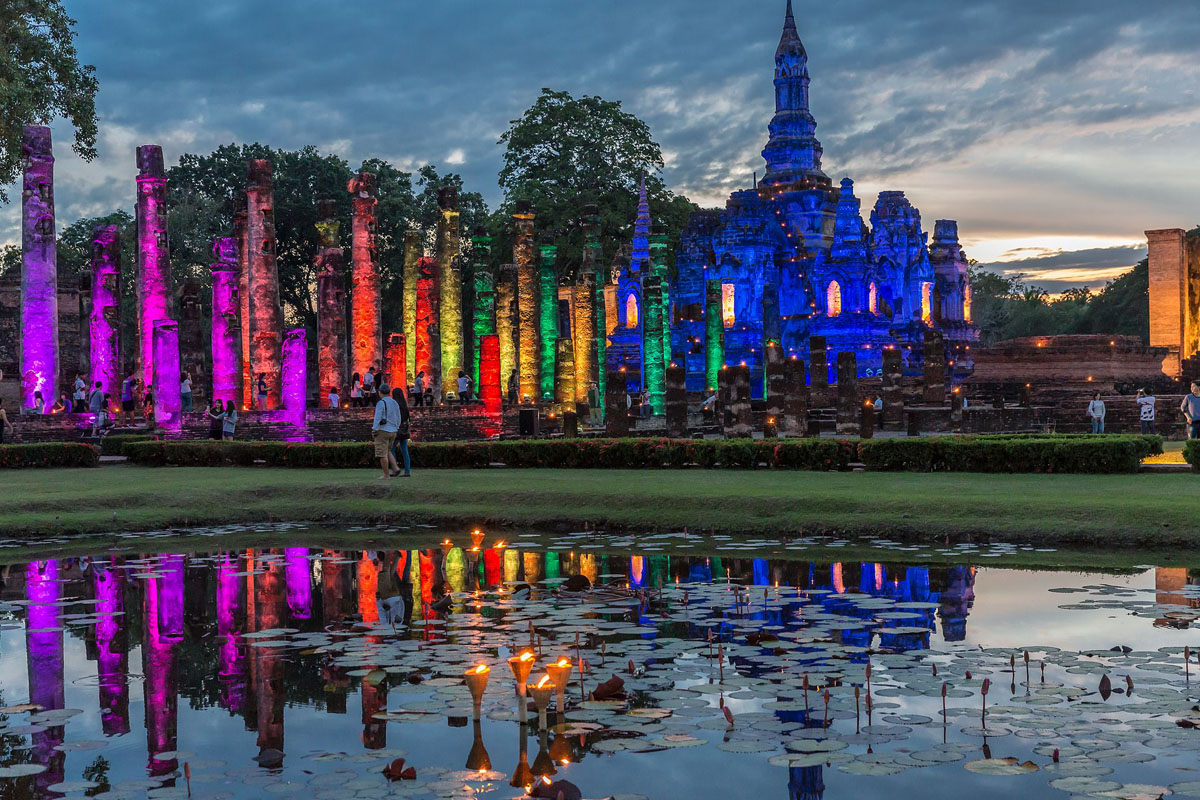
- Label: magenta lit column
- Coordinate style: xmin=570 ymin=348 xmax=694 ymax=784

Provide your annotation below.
xmin=211 ymin=237 xmax=241 ymax=405
xmin=284 ymin=547 xmax=312 ymax=621
xmin=136 ymin=145 xmax=171 ymax=392
xmin=247 ymin=160 xmax=283 ymax=409
xmin=144 ymin=557 xmax=183 ymax=776
xmin=90 ymin=224 xmax=121 ymax=401
xmin=217 ymin=554 xmax=248 ymax=713
xmin=25 ymin=560 xmax=65 ymax=792
xmin=20 ymin=125 xmax=58 ymax=410
xmin=153 ymin=319 xmax=182 ymax=430
xmin=282 ymin=327 xmax=307 ymax=427
xmin=94 ymin=561 xmax=131 ymax=735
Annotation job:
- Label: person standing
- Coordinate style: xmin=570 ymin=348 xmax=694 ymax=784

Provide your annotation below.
xmin=72 ymin=372 xmax=87 ymax=406
xmin=1136 ymin=389 xmax=1156 ymax=435
xmin=1181 ymin=382 xmax=1200 ymax=440
xmin=328 ymin=386 xmax=341 ymax=409
xmin=0 ymin=398 xmax=12 ymax=443
xmin=587 ymin=382 xmax=601 ymax=426
xmin=221 ymin=400 xmax=238 ymax=440
xmin=456 ymin=371 xmax=471 ymax=404
xmin=363 ymin=366 xmax=377 ymax=403
xmin=350 ymin=372 xmax=363 ymax=407
xmin=506 ymin=369 xmax=518 ymax=408
xmin=120 ymin=370 xmax=137 ymax=424
xmin=391 ymin=386 xmax=412 ymax=478
xmin=180 ymin=372 xmax=193 ymax=414
xmin=1087 ymin=392 xmax=1106 ymax=434
xmin=371 ymin=382 xmax=401 ymax=480
xmin=256 ymin=372 xmax=268 ymax=411
xmin=413 ymin=371 xmax=426 ymax=408
xmin=90 ymin=397 xmax=109 ymax=437
xmin=206 ymin=399 xmax=224 ymax=440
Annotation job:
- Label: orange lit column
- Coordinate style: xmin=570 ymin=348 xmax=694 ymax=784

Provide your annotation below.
xmin=513 ymin=200 xmax=538 ymax=401
xmin=349 ymin=171 xmax=381 ymax=379
xmin=385 ymin=333 xmax=407 ymax=394
xmin=246 ymin=160 xmax=283 ymax=409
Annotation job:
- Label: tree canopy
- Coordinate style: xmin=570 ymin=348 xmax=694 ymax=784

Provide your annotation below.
xmin=0 ymin=0 xmax=98 ymax=203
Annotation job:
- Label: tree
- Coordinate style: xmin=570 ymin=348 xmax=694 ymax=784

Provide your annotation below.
xmin=495 ymin=88 xmax=696 ymax=281
xmin=0 ymin=0 xmax=98 ymax=202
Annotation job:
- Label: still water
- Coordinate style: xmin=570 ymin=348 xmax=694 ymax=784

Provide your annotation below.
xmin=0 ymin=526 xmax=1198 ymax=799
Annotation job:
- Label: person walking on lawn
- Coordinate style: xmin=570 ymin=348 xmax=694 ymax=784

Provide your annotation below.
xmin=391 ymin=386 xmax=412 ymax=477
xmin=371 ymin=382 xmax=402 ymax=480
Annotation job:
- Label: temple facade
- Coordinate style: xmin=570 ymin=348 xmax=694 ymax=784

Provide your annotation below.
xmin=665 ymin=1 xmax=977 ymax=394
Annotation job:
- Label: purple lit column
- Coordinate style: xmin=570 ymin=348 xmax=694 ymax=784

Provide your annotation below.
xmin=282 ymin=327 xmax=307 ymax=426
xmin=25 ymin=560 xmax=65 ymax=792
xmin=153 ymin=319 xmax=182 ymax=430
xmin=285 ymin=547 xmax=313 ymax=621
xmin=136 ymin=145 xmax=171 ymax=392
xmin=217 ymin=554 xmax=248 ymax=713
xmin=211 ymin=237 xmax=241 ymax=406
xmin=94 ymin=562 xmax=131 ymax=735
xmin=90 ymin=225 xmax=121 ymax=401
xmin=20 ymin=125 xmax=58 ymax=410
xmin=144 ymin=556 xmax=183 ymax=776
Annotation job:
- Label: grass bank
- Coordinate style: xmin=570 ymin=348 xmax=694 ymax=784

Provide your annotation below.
xmin=2 ymin=464 xmax=1197 ymax=550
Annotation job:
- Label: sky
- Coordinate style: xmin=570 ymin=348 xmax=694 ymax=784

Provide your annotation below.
xmin=5 ymin=0 xmax=1200 ymax=293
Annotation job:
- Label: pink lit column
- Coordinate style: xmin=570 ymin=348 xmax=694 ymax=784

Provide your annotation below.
xmin=211 ymin=237 xmax=241 ymax=406
xmin=136 ymin=145 xmax=171 ymax=392
xmin=247 ymin=160 xmax=283 ymax=409
xmin=153 ymin=319 xmax=182 ymax=430
xmin=143 ymin=557 xmax=182 ymax=776
xmin=26 ymin=560 xmax=65 ymax=793
xmin=217 ymin=554 xmax=248 ymax=713
xmin=282 ymin=327 xmax=308 ymax=426
xmin=234 ymin=209 xmax=251 ymax=409
xmin=20 ymin=125 xmax=58 ymax=410
xmin=94 ymin=562 xmax=131 ymax=735
xmin=90 ymin=225 xmax=121 ymax=400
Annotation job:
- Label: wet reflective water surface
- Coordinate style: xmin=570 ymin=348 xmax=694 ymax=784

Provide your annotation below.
xmin=1 ymin=527 xmax=1199 ymax=800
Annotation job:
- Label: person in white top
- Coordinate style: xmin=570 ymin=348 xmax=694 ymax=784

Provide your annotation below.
xmin=1135 ymin=389 xmax=1156 ymax=435
xmin=1087 ymin=392 xmax=1105 ymax=434
xmin=73 ymin=373 xmax=87 ymax=404
xmin=371 ymin=382 xmax=402 ymax=479
xmin=180 ymin=373 xmax=193 ymax=413
xmin=456 ymin=371 xmax=470 ymax=404
xmin=351 ymin=372 xmax=363 ymax=406
xmin=328 ymin=387 xmax=341 ymax=408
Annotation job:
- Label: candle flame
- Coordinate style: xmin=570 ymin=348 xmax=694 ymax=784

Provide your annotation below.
xmin=520 ymin=651 xmax=534 ymax=662
xmin=556 ymin=658 xmax=571 ymax=667
xmin=473 ymin=664 xmax=488 ymax=674
xmin=536 ymin=675 xmax=551 ymax=689
xmin=542 ymin=776 xmax=552 ymax=785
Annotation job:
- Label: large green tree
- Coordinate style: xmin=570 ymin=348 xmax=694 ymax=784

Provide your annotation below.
xmin=494 ymin=88 xmax=696 ymax=281
xmin=0 ymin=0 xmax=98 ymax=202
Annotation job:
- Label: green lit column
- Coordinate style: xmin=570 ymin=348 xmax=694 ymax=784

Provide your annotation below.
xmin=537 ymin=239 xmax=558 ymax=401
xmin=705 ymin=278 xmax=724 ymax=391
xmin=649 ymin=228 xmax=671 ymax=371
xmin=643 ymin=277 xmax=665 ymax=415
xmin=470 ymin=230 xmax=494 ymax=386
xmin=402 ymin=230 xmax=420 ymax=378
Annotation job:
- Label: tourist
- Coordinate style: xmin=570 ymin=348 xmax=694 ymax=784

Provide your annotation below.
xmin=371 ymin=382 xmax=401 ymax=480
xmin=22 ymin=391 xmax=44 ymax=416
xmin=90 ymin=397 xmax=109 ymax=437
xmin=52 ymin=393 xmax=72 ymax=414
xmin=640 ymin=390 xmax=652 ymax=418
xmin=72 ymin=372 xmax=87 ymax=406
xmin=1181 ymin=382 xmax=1200 ymax=440
xmin=0 ymin=398 xmax=12 ymax=444
xmin=413 ymin=371 xmax=426 ymax=407
xmin=206 ymin=400 xmax=224 ymax=440
xmin=1136 ymin=389 xmax=1156 ymax=434
xmin=143 ymin=388 xmax=154 ymax=420
xmin=701 ymin=391 xmax=717 ymax=420
xmin=87 ymin=381 xmax=104 ymax=414
xmin=587 ymin=382 xmax=601 ymax=425
xmin=391 ymin=386 xmax=412 ymax=478
xmin=120 ymin=371 xmax=137 ymax=424
xmin=328 ymin=386 xmax=340 ymax=408
xmin=256 ymin=372 xmax=268 ymax=410
xmin=180 ymin=372 xmax=193 ymax=413
xmin=873 ymin=395 xmax=883 ymax=412
xmin=1087 ymin=392 xmax=1105 ymax=434
xmin=456 ymin=371 xmax=471 ymax=404
xmin=363 ymin=366 xmax=377 ymax=402
xmin=221 ymin=400 xmax=238 ymax=440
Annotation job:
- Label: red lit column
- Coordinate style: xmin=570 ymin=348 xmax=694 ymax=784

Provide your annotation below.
xmin=479 ymin=334 xmax=501 ymax=416
xmin=246 ymin=160 xmax=283 ymax=409
xmin=385 ymin=333 xmax=407 ymax=394
xmin=349 ymin=172 xmax=381 ymax=380
xmin=415 ymin=257 xmax=437 ymax=386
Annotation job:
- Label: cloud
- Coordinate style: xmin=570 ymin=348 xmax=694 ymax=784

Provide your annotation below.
xmin=975 ymin=244 xmax=1147 ymax=293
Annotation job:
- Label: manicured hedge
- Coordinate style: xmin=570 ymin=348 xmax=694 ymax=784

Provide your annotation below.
xmin=0 ymin=442 xmax=100 ymax=469
xmin=100 ymin=434 xmax=156 ymax=456
xmin=121 ymin=438 xmax=858 ymax=471
xmin=858 ymin=434 xmax=1162 ymax=474
xmin=1184 ymin=440 xmax=1200 ymax=471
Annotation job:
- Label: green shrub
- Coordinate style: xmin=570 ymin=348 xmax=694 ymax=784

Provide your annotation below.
xmin=859 ymin=434 xmax=1157 ymax=474
xmin=1184 ymin=440 xmax=1200 ymax=471
xmin=0 ymin=442 xmax=99 ymax=469
xmin=100 ymin=434 xmax=156 ymax=456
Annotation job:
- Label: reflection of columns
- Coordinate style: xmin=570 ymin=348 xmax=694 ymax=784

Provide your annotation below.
xmin=316 ymin=200 xmax=348 ymax=408
xmin=483 ymin=549 xmax=502 ymax=587
xmin=322 ymin=549 xmax=354 ymax=624
xmin=360 ymin=666 xmax=387 ymax=749
xmin=90 ymin=225 xmax=121 ymax=400
xmin=94 ymin=562 xmax=131 ymax=735
xmin=20 ymin=126 xmax=58 ymax=410
xmin=514 ymin=201 xmax=538 ymax=401
xmin=788 ymin=763 xmax=826 ymax=800
xmin=153 ymin=320 xmax=182 ymax=430
xmin=253 ymin=552 xmax=286 ymax=760
xmin=247 ymin=160 xmax=284 ymax=408
xmin=349 ymin=171 xmax=381 ymax=379
xmin=402 ymin=230 xmax=421 ymax=379
xmin=234 ymin=208 xmax=252 ymax=409
xmin=503 ymin=549 xmax=520 ymax=585
xmin=144 ymin=557 xmax=182 ymax=776
xmin=938 ymin=566 xmax=975 ymax=642
xmin=538 ymin=240 xmax=558 ymax=400
xmin=437 ymin=187 xmax=463 ymax=390
xmin=136 ymin=145 xmax=170 ymax=393
xmin=358 ymin=554 xmax=379 ymax=623
xmin=211 ymin=238 xmax=241 ymax=406
xmin=281 ymin=328 xmax=308 ymax=425
xmin=217 ymin=554 xmax=248 ymax=713
xmin=26 ymin=560 xmax=65 ymax=792
xmin=285 ymin=547 xmax=312 ymax=620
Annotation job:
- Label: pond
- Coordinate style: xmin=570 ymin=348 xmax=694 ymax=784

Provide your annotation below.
xmin=0 ymin=525 xmax=1198 ymax=799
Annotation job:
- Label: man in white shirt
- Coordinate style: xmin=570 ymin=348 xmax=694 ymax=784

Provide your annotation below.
xmin=371 ymin=383 xmax=402 ymax=479
xmin=73 ymin=373 xmax=87 ymax=404
xmin=1136 ymin=389 xmax=1156 ymax=435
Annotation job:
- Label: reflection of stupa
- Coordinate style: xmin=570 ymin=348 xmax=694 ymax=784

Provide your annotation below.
xmin=937 ymin=566 xmax=976 ymax=642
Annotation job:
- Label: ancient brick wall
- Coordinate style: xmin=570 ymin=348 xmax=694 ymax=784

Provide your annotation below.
xmin=1146 ymin=228 xmax=1200 ymax=377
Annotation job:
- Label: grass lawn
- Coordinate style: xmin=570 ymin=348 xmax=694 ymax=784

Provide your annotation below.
xmin=2 ymin=464 xmax=1198 ymax=553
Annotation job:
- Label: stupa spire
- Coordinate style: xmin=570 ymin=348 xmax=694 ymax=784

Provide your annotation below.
xmin=631 ymin=173 xmax=651 ymax=270
xmin=761 ymin=0 xmax=828 ymax=188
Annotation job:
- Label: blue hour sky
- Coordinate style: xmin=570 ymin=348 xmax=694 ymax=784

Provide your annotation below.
xmin=5 ymin=0 xmax=1200 ymax=292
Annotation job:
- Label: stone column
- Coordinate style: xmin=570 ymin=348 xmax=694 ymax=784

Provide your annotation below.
xmin=282 ymin=328 xmax=307 ymax=425
xmin=478 ymin=334 xmax=502 ymax=416
xmin=554 ymin=338 xmax=574 ymax=409
xmin=234 ymin=208 xmax=251 ymax=409
xmin=950 ymin=391 xmax=964 ymax=431
xmin=349 ymin=171 xmax=380 ymax=381
xmin=537 ymin=238 xmax=558 ymax=401
xmin=584 ymin=206 xmax=607 ymax=411
xmin=78 ymin=273 xmax=91 ymax=382
xmin=315 ymin=199 xmax=347 ymax=408
xmin=177 ymin=280 xmax=204 ymax=399
xmin=415 ymin=257 xmax=437 ymax=387
xmin=604 ymin=368 xmax=629 ymax=437
xmin=704 ymin=279 xmax=723 ymax=391
xmin=642 ymin=277 xmax=665 ymax=415
xmin=665 ymin=364 xmax=687 ymax=437
xmin=573 ymin=271 xmax=596 ymax=406
xmin=152 ymin=320 xmax=181 ymax=430
xmin=763 ymin=282 xmax=780 ymax=396
xmin=923 ymin=329 xmax=945 ymax=404
xmin=860 ymin=400 xmax=875 ymax=439
xmin=725 ymin=364 xmax=752 ymax=438
xmin=649 ymin=228 xmax=671 ymax=371
xmin=90 ymin=224 xmax=121 ymax=401
xmin=470 ymin=229 xmax=495 ymax=386
xmin=782 ymin=356 xmax=808 ymax=437
xmin=764 ymin=340 xmax=785 ymax=438
xmin=496 ymin=263 xmax=517 ymax=394
xmin=210 ymin=238 xmax=241 ymax=407
xmin=18 ymin=128 xmax=57 ymax=412
xmin=835 ymin=351 xmax=859 ymax=436
xmin=809 ymin=336 xmax=829 ymax=406
xmin=513 ymin=200 xmax=539 ymax=402
xmin=385 ymin=333 xmax=407 ymax=396
xmin=436 ymin=187 xmax=463 ymax=391
xmin=246 ymin=160 xmax=283 ymax=409
xmin=882 ymin=347 xmax=904 ymax=429
xmin=402 ymin=230 xmax=421 ymax=378
xmin=136 ymin=145 xmax=170 ymax=395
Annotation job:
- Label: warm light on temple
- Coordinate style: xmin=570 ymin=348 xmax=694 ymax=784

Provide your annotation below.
xmin=826 ymin=281 xmax=841 ymax=317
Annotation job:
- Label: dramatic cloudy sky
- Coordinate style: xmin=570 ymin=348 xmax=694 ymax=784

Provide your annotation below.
xmin=5 ymin=0 xmax=1200 ymax=292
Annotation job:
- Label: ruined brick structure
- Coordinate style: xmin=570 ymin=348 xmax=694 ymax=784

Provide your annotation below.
xmin=1146 ymin=227 xmax=1200 ymax=378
